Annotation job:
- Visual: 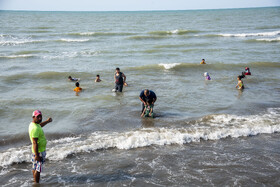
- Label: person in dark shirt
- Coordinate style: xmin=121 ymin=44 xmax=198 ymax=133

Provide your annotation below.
xmin=114 ymin=67 xmax=126 ymax=92
xmin=139 ymin=89 xmax=157 ymax=113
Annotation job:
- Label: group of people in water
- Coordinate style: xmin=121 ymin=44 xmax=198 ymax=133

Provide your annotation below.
xmin=200 ymin=59 xmax=251 ymax=90
xmin=68 ymin=60 xmax=252 ymax=118
xmin=236 ymin=67 xmax=251 ymax=90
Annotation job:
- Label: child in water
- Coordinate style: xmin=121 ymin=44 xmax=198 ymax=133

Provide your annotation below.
xmin=200 ymin=59 xmax=206 ymax=64
xmin=204 ymin=72 xmax=211 ymax=80
xmin=68 ymin=76 xmax=79 ymax=82
xmin=244 ymin=67 xmax=251 ymax=75
xmin=236 ymin=75 xmax=244 ymax=90
xmin=141 ymin=99 xmax=154 ymax=118
xmin=73 ymin=82 xmax=82 ymax=92
xmin=95 ymin=75 xmax=102 ymax=82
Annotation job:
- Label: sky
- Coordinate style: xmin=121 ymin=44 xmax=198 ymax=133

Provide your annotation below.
xmin=0 ymin=0 xmax=279 ymax=11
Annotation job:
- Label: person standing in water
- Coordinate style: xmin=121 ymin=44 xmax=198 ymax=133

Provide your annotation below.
xmin=29 ymin=110 xmax=52 ymax=183
xmin=236 ymin=75 xmax=244 ymax=90
xmin=114 ymin=67 xmax=126 ymax=92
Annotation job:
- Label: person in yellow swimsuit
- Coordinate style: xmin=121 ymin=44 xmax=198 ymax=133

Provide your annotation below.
xmin=73 ymin=82 xmax=82 ymax=92
xmin=236 ymin=76 xmax=244 ymax=90
xmin=200 ymin=59 xmax=206 ymax=64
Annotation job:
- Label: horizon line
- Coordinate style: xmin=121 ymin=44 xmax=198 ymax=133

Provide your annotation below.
xmin=0 ymin=5 xmax=279 ymax=13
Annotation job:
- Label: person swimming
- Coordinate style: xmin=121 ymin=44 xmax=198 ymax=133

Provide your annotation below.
xmin=204 ymin=72 xmax=211 ymax=80
xmin=95 ymin=75 xmax=101 ymax=82
xmin=68 ymin=76 xmax=79 ymax=82
xmin=236 ymin=75 xmax=244 ymax=90
xmin=73 ymin=82 xmax=82 ymax=92
xmin=244 ymin=67 xmax=251 ymax=75
xmin=200 ymin=59 xmax=206 ymax=64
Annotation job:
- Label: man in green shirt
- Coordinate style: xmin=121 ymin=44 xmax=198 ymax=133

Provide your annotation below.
xmin=29 ymin=110 xmax=52 ymax=183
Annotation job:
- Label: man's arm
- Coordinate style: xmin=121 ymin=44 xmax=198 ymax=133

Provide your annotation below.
xmin=40 ymin=118 xmax=52 ymax=127
xmin=32 ymin=138 xmax=41 ymax=162
xmin=139 ymin=97 xmax=146 ymax=105
xmin=122 ymin=73 xmax=126 ymax=83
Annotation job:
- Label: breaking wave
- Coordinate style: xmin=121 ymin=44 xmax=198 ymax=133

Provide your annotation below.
xmin=148 ymin=29 xmax=199 ymax=35
xmin=219 ymin=30 xmax=280 ymax=37
xmin=1 ymin=108 xmax=279 ymax=167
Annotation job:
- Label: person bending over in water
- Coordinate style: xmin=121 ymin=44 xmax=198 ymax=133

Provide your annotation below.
xmin=204 ymin=72 xmax=211 ymax=80
xmin=68 ymin=76 xmax=79 ymax=82
xmin=236 ymin=75 xmax=244 ymax=90
xmin=141 ymin=99 xmax=154 ymax=118
xmin=95 ymin=75 xmax=101 ymax=82
xmin=200 ymin=59 xmax=206 ymax=64
xmin=139 ymin=89 xmax=157 ymax=113
xmin=73 ymin=82 xmax=82 ymax=92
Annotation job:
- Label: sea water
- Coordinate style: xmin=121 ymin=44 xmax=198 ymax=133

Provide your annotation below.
xmin=0 ymin=7 xmax=280 ymax=186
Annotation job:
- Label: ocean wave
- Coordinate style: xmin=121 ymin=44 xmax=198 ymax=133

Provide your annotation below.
xmin=219 ymin=30 xmax=280 ymax=37
xmin=159 ymin=63 xmax=181 ymax=70
xmin=127 ymin=35 xmax=166 ymax=40
xmin=256 ymin=37 xmax=280 ymax=42
xmin=1 ymin=108 xmax=279 ymax=167
xmin=67 ymin=32 xmax=134 ymax=36
xmin=42 ymin=50 xmax=100 ymax=60
xmin=56 ymin=38 xmax=90 ymax=43
xmin=127 ymin=61 xmax=280 ymax=71
xmin=0 ymin=39 xmax=43 ymax=46
xmin=148 ymin=29 xmax=199 ymax=35
xmin=0 ymin=34 xmax=44 ymax=46
xmin=0 ymin=54 xmax=36 ymax=59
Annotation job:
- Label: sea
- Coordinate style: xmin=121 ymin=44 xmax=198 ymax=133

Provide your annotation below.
xmin=0 ymin=7 xmax=280 ymax=186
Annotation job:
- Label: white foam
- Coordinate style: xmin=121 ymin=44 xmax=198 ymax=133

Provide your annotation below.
xmin=220 ymin=30 xmax=280 ymax=37
xmin=170 ymin=29 xmax=179 ymax=34
xmin=159 ymin=63 xmax=181 ymax=69
xmin=0 ymin=40 xmax=41 ymax=46
xmin=0 ymin=54 xmax=35 ymax=59
xmin=79 ymin=32 xmax=95 ymax=36
xmin=59 ymin=38 xmax=90 ymax=42
xmin=0 ymin=108 xmax=279 ymax=167
xmin=256 ymin=37 xmax=280 ymax=42
xmin=42 ymin=51 xmax=79 ymax=59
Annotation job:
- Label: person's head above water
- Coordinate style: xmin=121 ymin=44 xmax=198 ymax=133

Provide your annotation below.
xmin=96 ymin=74 xmax=100 ymax=78
xmin=237 ymin=75 xmax=243 ymax=80
xmin=204 ymin=72 xmax=209 ymax=77
xmin=75 ymin=82 xmax=80 ymax=87
xmin=68 ymin=76 xmax=72 ymax=79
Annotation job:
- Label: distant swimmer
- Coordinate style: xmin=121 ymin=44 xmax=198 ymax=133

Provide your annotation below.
xmin=204 ymin=72 xmax=211 ymax=80
xmin=236 ymin=75 xmax=244 ymax=90
xmin=141 ymin=99 xmax=154 ymax=118
xmin=244 ymin=67 xmax=251 ymax=75
xmin=73 ymin=82 xmax=82 ymax=92
xmin=139 ymin=89 xmax=157 ymax=114
xmin=200 ymin=59 xmax=206 ymax=64
xmin=29 ymin=110 xmax=53 ymax=183
xmin=95 ymin=74 xmax=102 ymax=82
xmin=68 ymin=76 xmax=79 ymax=82
xmin=114 ymin=67 xmax=126 ymax=92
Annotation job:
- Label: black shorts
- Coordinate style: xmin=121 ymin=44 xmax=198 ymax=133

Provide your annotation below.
xmin=115 ymin=84 xmax=123 ymax=92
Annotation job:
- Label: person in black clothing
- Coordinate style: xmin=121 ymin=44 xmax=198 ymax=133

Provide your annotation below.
xmin=139 ymin=89 xmax=157 ymax=113
xmin=114 ymin=67 xmax=126 ymax=92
